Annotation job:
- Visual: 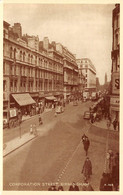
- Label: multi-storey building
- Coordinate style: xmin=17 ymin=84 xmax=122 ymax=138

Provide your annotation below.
xmin=56 ymin=43 xmax=79 ymax=101
xmin=3 ymin=21 xmax=64 ymax=125
xmin=76 ymin=58 xmax=96 ymax=93
xmin=110 ymin=4 xmax=120 ymax=122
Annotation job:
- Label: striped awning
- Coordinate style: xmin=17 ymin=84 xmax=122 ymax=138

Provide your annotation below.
xmin=12 ymin=93 xmax=36 ymax=106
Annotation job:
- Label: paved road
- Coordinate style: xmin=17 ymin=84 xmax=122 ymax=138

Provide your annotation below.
xmin=3 ymin=101 xmax=108 ymax=191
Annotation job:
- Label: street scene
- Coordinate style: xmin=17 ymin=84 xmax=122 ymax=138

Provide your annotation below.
xmin=3 ymin=3 xmax=120 ymax=192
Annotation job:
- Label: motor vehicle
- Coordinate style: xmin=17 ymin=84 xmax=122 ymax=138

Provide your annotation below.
xmin=55 ymin=105 xmax=64 ymax=114
xmin=3 ymin=108 xmax=22 ymax=129
xmin=83 ymin=111 xmax=91 ymax=120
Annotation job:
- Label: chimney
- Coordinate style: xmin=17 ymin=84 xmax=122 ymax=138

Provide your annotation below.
xmin=12 ymin=23 xmax=22 ymax=38
xmin=43 ymin=37 xmax=49 ymax=50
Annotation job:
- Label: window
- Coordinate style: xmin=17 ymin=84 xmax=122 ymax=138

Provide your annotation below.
xmin=35 ymin=56 xmax=37 ymax=65
xmin=23 ymin=52 xmax=25 ymax=62
xmin=14 ymin=81 xmax=17 ymax=92
xmin=14 ymin=66 xmax=16 ymax=75
xmin=10 ymin=80 xmax=13 ymax=91
xmin=3 ymin=80 xmax=6 ymax=92
xmin=20 ymin=51 xmax=22 ymax=61
xmin=3 ymin=62 xmax=5 ymax=74
xmin=10 ymin=47 xmax=13 ymax=59
xmin=28 ymin=54 xmax=30 ymax=63
xmin=14 ymin=48 xmax=16 ymax=59
xmin=31 ymin=55 xmax=33 ymax=64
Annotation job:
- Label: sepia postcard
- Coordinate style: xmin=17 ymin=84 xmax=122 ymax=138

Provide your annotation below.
xmin=1 ymin=0 xmax=122 ymax=194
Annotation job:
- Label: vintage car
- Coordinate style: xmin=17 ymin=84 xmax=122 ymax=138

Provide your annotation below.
xmin=83 ymin=111 xmax=91 ymax=120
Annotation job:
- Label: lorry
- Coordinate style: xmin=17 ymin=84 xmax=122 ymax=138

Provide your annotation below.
xmin=3 ymin=108 xmax=22 ymax=129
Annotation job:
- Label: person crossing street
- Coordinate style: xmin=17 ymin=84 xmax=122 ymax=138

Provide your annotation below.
xmin=82 ymin=135 xmax=90 ymax=156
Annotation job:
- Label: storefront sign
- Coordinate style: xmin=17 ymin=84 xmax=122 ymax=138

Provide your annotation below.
xmin=112 ymin=72 xmax=120 ymax=94
xmin=110 ymin=96 xmax=119 ymax=106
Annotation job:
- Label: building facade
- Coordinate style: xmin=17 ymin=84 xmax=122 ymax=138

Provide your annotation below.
xmin=110 ymin=4 xmax=120 ymax=122
xmin=56 ymin=43 xmax=79 ymax=101
xmin=76 ymin=58 xmax=96 ymax=93
xmin=3 ymin=21 xmax=64 ymax=125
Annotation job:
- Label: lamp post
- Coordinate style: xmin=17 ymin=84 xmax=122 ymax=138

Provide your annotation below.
xmin=19 ymin=121 xmax=22 ymax=138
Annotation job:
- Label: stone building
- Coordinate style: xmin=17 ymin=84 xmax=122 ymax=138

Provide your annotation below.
xmin=76 ymin=58 xmax=96 ymax=93
xmin=56 ymin=43 xmax=79 ymax=101
xmin=3 ymin=21 xmax=64 ymax=125
xmin=110 ymin=4 xmax=120 ymax=122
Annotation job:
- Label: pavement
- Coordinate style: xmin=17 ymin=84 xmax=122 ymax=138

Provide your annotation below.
xmin=3 ymin=133 xmax=38 ymax=157
xmin=93 ymin=118 xmax=115 ymax=131
xmin=3 ymin=108 xmax=53 ymax=157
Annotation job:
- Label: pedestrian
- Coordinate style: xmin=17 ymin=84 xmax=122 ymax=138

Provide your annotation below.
xmin=39 ymin=114 xmax=43 ymax=125
xmin=48 ymin=185 xmax=57 ymax=191
xmin=30 ymin=124 xmax=33 ymax=134
xmin=58 ymin=186 xmax=64 ymax=191
xmin=113 ymin=118 xmax=117 ymax=130
xmin=33 ymin=124 xmax=37 ymax=135
xmin=81 ymin=134 xmax=88 ymax=143
xmin=99 ymin=173 xmax=109 ymax=191
xmin=107 ymin=119 xmax=111 ymax=129
xmin=54 ymin=112 xmax=57 ymax=117
xmin=83 ymin=137 xmax=90 ymax=156
xmin=81 ymin=157 xmax=92 ymax=180
xmin=82 ymin=179 xmax=94 ymax=191
xmin=69 ymin=182 xmax=79 ymax=191
xmin=90 ymin=113 xmax=94 ymax=123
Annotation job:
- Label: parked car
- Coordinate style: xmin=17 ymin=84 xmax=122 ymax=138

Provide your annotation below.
xmin=83 ymin=111 xmax=91 ymax=120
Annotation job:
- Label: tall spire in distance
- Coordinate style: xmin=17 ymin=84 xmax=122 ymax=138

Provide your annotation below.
xmin=105 ymin=73 xmax=107 ymax=84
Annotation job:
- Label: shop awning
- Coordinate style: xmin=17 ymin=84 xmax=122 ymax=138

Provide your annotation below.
xmin=12 ymin=93 xmax=36 ymax=106
xmin=45 ymin=96 xmax=57 ymax=101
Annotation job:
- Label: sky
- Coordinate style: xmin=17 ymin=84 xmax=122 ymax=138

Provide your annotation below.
xmin=3 ymin=3 xmax=115 ymax=85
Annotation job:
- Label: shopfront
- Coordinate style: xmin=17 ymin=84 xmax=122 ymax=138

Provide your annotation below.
xmin=11 ymin=93 xmax=36 ymax=116
xmin=110 ymin=96 xmax=119 ymax=118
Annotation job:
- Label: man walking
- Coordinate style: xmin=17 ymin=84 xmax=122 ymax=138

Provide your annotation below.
xmin=82 ymin=157 xmax=92 ymax=180
xmin=83 ymin=137 xmax=90 ymax=156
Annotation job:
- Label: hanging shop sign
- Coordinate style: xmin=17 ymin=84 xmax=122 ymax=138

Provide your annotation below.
xmin=112 ymin=72 xmax=120 ymax=95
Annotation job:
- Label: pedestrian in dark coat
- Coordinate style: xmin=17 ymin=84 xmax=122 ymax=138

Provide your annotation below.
xmin=48 ymin=185 xmax=57 ymax=191
xmin=81 ymin=134 xmax=88 ymax=143
xmin=69 ymin=182 xmax=79 ymax=191
xmin=100 ymin=173 xmax=109 ymax=191
xmin=82 ymin=157 xmax=92 ymax=180
xmin=58 ymin=186 xmax=64 ymax=191
xmin=113 ymin=119 xmax=117 ymax=130
xmin=83 ymin=137 xmax=90 ymax=156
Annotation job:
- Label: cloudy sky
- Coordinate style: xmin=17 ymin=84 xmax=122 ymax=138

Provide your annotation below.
xmin=3 ymin=3 xmax=115 ymax=85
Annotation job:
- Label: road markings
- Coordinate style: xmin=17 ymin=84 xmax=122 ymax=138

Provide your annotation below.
xmin=56 ymin=124 xmax=91 ymax=183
